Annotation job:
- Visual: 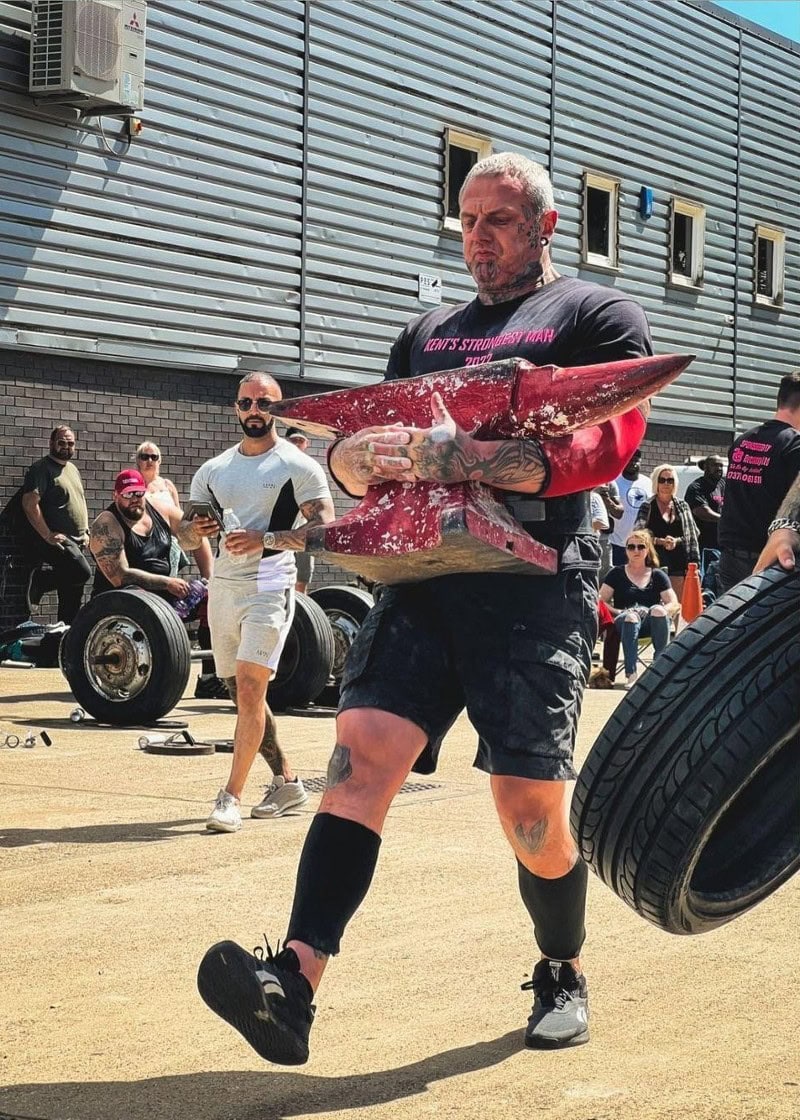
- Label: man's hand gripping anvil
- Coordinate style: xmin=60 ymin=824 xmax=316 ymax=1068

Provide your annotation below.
xmin=331 ymin=391 xmax=549 ymax=496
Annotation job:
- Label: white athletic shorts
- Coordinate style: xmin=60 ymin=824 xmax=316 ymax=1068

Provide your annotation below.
xmin=207 ymin=578 xmax=295 ymax=678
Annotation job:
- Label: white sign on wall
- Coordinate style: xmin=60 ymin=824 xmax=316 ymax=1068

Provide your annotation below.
xmin=418 ymin=273 xmax=442 ymax=305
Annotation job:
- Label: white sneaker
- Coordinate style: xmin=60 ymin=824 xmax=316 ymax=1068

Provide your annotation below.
xmin=206 ymin=788 xmax=242 ymax=833
xmin=250 ymin=776 xmax=308 ymax=819
xmin=625 ymin=671 xmax=639 ymax=689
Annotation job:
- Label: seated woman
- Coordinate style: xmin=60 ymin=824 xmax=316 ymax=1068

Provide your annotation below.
xmin=599 ymin=528 xmax=680 ymax=687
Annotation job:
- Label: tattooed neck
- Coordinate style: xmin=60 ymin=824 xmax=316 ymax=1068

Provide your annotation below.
xmin=477 ymin=263 xmax=560 ymax=306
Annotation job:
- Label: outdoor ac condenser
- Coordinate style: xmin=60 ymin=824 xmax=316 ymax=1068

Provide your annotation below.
xmin=29 ymin=0 xmax=146 ymax=112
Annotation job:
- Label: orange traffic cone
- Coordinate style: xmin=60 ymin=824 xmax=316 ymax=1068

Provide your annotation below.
xmin=679 ymin=561 xmax=703 ymax=627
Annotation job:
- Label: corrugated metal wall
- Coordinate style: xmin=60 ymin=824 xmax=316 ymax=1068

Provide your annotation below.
xmin=0 ymin=0 xmax=798 ymax=428
xmin=0 ymin=0 xmax=306 ymax=373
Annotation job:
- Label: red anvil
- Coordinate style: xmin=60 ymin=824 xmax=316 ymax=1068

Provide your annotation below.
xmin=270 ymin=354 xmax=692 ymax=584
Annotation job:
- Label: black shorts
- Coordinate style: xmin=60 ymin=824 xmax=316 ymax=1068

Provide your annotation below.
xmin=338 ymin=569 xmax=598 ymax=782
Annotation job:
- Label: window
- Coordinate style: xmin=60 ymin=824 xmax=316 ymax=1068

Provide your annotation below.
xmin=581 ymin=172 xmax=619 ymax=269
xmin=669 ymin=198 xmax=705 ymax=287
xmin=754 ymin=224 xmax=785 ymax=306
xmin=443 ymin=128 xmax=491 ymax=233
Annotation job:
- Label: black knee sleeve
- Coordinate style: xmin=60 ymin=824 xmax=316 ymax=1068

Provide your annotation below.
xmin=286 ymin=813 xmax=381 ymax=956
xmin=517 ymin=858 xmax=588 ymax=961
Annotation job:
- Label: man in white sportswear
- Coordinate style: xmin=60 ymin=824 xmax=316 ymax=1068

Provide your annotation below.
xmin=608 ymin=448 xmax=652 ymax=566
xmin=190 ymin=372 xmax=335 ymax=832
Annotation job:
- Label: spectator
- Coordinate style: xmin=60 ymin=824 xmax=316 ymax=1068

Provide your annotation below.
xmin=634 ymin=463 xmax=700 ymax=600
xmin=189 ymin=372 xmax=335 ymax=833
xmin=684 ymin=456 xmax=725 ymax=557
xmin=89 ymin=468 xmax=198 ymax=602
xmin=608 ymin=449 xmax=652 ymax=565
xmin=600 ymin=529 xmax=679 ymax=687
xmin=590 ymin=489 xmax=611 ymax=576
xmin=594 ymin=479 xmax=623 ymax=579
xmin=718 ymin=372 xmax=800 ymax=592
xmin=20 ymin=425 xmax=91 ymax=623
xmin=133 ymin=440 xmax=221 ymax=698
xmin=284 ymin=427 xmax=316 ymax=594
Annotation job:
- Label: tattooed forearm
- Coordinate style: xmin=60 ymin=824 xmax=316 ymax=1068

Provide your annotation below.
xmin=514 ymin=817 xmax=548 ymax=855
xmin=326 ymin=743 xmax=353 ymax=788
xmin=410 ymin=435 xmax=546 ymax=492
xmin=270 ymin=496 xmax=336 ymax=551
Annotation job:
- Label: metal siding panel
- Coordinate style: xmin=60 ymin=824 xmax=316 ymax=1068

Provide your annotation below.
xmin=0 ymin=0 xmax=305 ymax=370
xmin=552 ymin=0 xmax=741 ymax=429
xmin=302 ymin=0 xmax=553 ymax=382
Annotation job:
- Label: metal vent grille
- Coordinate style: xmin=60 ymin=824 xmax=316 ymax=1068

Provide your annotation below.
xmin=30 ymin=0 xmax=64 ymax=88
xmin=302 ymin=777 xmax=443 ymax=796
xmin=74 ymin=0 xmax=120 ymax=79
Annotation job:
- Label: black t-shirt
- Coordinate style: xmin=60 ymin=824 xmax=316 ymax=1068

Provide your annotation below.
xmin=684 ymin=475 xmax=725 ymax=552
xmin=385 ymin=277 xmax=653 ymax=570
xmin=719 ymin=420 xmax=800 ymax=552
xmin=602 ymin=565 xmax=671 ymax=610
xmin=92 ymin=501 xmax=173 ymax=597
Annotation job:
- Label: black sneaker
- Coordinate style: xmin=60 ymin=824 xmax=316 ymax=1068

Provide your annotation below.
xmin=197 ymin=939 xmax=315 ymax=1065
xmin=194 ymin=674 xmax=230 ymax=700
xmin=521 ymin=959 xmax=589 ymax=1049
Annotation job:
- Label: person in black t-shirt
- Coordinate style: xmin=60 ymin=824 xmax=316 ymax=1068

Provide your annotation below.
xmin=685 ymin=456 xmax=725 ymax=555
xmin=197 ymin=151 xmax=655 ymax=1063
xmin=89 ymin=468 xmax=203 ymax=602
xmin=600 ymin=528 xmax=679 ymax=687
xmin=718 ymin=372 xmax=800 ymax=592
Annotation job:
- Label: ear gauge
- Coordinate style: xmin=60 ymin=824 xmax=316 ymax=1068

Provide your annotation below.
xmin=540 ymin=237 xmax=550 ymax=247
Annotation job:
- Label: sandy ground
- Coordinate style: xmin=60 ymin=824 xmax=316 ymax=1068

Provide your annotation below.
xmin=0 ymin=666 xmax=797 ymax=1120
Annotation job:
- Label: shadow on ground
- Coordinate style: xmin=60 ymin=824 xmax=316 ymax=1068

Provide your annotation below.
xmin=0 ymin=818 xmax=207 ymax=848
xmin=0 ymin=1031 xmax=522 ymax=1120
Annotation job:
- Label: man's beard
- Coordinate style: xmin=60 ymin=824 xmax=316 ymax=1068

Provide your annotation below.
xmin=121 ymin=505 xmax=145 ymax=522
xmin=238 ymin=415 xmax=274 ymax=438
xmin=52 ymin=447 xmax=74 ymax=461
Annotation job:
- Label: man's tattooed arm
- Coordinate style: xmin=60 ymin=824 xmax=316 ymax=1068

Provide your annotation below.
xmin=409 ymin=432 xmax=547 ymax=492
xmin=89 ymin=514 xmax=175 ymax=593
xmin=269 ymin=495 xmax=336 ymax=551
xmin=776 ymin=471 xmax=800 ymax=521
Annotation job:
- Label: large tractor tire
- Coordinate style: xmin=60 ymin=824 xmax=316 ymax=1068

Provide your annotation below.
xmin=269 ymin=593 xmax=335 ymax=711
xmin=571 ymin=564 xmax=800 ymax=935
xmin=309 ymin=585 xmax=374 ymax=707
xmin=60 ymin=589 xmax=191 ymax=725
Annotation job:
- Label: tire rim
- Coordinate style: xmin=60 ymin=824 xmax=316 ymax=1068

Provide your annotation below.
xmin=82 ymin=614 xmax=153 ymax=701
xmin=324 ymin=610 xmax=361 ymax=680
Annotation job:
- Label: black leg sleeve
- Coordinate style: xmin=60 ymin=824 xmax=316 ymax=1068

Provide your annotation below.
xmin=517 ymin=858 xmax=588 ymax=961
xmin=286 ymin=812 xmax=381 ymax=956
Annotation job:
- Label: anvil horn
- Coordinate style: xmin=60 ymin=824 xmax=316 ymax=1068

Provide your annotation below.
xmin=270 ymin=353 xmax=694 ymax=440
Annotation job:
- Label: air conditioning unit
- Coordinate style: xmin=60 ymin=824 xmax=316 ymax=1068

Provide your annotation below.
xmin=29 ymin=0 xmax=146 ymax=113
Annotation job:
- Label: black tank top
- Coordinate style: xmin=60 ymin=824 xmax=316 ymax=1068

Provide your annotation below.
xmin=91 ymin=501 xmax=173 ymax=597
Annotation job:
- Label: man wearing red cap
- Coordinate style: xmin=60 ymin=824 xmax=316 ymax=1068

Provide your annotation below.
xmin=88 ymin=468 xmax=202 ymax=601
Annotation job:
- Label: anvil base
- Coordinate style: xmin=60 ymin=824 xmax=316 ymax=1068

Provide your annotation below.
xmin=306 ymin=480 xmax=558 ymax=585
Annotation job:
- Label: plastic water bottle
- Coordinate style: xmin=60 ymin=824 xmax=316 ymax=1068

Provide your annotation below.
xmin=172 ymin=579 xmax=208 ymax=620
xmin=70 ymin=707 xmax=86 ymax=723
xmin=138 ymin=733 xmax=167 ymax=749
xmin=222 ymin=508 xmax=249 ymax=565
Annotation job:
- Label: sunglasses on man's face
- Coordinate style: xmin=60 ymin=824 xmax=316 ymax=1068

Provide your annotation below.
xmin=626 ymin=543 xmax=646 ymax=551
xmin=138 ymin=453 xmax=159 ymax=462
xmin=657 ymin=476 xmax=675 ymax=484
xmin=236 ymin=397 xmax=274 ymax=413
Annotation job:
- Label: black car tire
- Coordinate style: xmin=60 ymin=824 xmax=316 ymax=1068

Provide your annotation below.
xmin=61 ymin=589 xmax=191 ymax=725
xmin=309 ymin=585 xmax=374 ymax=707
xmin=269 ymin=593 xmax=335 ymax=711
xmin=571 ymin=564 xmax=800 ymax=935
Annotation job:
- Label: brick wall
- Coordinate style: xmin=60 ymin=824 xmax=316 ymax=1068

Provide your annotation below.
xmin=641 ymin=422 xmax=732 ymax=475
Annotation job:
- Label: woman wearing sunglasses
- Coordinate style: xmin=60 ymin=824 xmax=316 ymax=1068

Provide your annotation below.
xmin=599 ymin=528 xmax=679 ymax=687
xmin=633 ymin=463 xmax=700 ymax=600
